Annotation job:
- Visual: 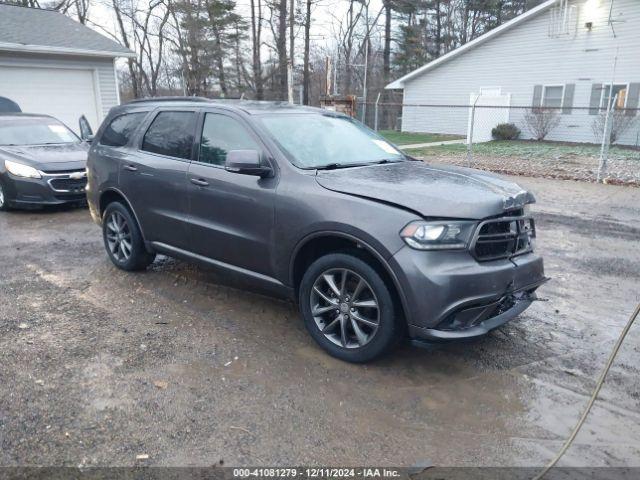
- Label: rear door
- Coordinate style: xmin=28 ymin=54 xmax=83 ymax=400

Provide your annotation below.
xmin=119 ymin=108 xmax=198 ymax=249
xmin=187 ymin=110 xmax=277 ymax=276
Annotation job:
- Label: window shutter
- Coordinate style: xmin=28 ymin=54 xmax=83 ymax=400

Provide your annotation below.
xmin=562 ymin=84 xmax=575 ymax=114
xmin=589 ymin=83 xmax=602 ymax=115
xmin=532 ymin=85 xmax=543 ymax=107
xmin=625 ymin=83 xmax=640 ymax=116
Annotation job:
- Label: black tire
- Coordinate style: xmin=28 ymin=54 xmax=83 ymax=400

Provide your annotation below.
xmin=0 ymin=179 xmax=11 ymax=211
xmin=102 ymin=202 xmax=155 ymax=271
xmin=299 ymin=252 xmax=400 ymax=363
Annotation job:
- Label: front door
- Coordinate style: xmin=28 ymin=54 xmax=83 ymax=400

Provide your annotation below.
xmin=119 ymin=109 xmax=198 ymax=249
xmin=187 ymin=111 xmax=277 ymax=276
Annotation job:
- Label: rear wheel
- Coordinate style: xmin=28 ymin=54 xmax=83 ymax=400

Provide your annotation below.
xmin=102 ymin=202 xmax=155 ymax=271
xmin=299 ymin=253 xmax=400 ymax=363
xmin=0 ymin=180 xmax=11 ymax=211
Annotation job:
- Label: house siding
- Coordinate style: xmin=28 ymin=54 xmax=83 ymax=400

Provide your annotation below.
xmin=0 ymin=51 xmax=118 ymax=120
xmin=400 ymin=0 xmax=640 ymax=145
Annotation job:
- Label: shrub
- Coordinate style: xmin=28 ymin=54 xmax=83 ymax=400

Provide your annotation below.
xmin=524 ymin=108 xmax=561 ymax=141
xmin=491 ymin=123 xmax=521 ymax=140
xmin=591 ymin=110 xmax=638 ymax=145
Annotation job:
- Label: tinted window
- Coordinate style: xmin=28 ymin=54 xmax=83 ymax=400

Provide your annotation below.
xmin=100 ymin=112 xmax=147 ymax=147
xmin=199 ymin=113 xmax=260 ymax=166
xmin=142 ymin=111 xmax=196 ymax=159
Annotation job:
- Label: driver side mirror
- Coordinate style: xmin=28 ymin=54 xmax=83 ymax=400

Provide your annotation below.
xmin=79 ymin=115 xmax=94 ymax=142
xmin=225 ymin=150 xmax=273 ymax=178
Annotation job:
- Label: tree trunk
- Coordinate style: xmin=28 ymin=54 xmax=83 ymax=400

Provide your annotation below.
xmin=250 ymin=0 xmax=264 ymax=99
xmin=435 ymin=0 xmax=442 ymax=57
xmin=383 ymin=0 xmax=391 ymax=84
xmin=303 ymin=0 xmax=311 ymax=105
xmin=277 ymin=0 xmax=288 ymax=100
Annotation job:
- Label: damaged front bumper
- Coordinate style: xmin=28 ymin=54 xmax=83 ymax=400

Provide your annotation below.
xmin=390 ymin=244 xmax=547 ymax=343
xmin=408 ymin=278 xmax=548 ymax=341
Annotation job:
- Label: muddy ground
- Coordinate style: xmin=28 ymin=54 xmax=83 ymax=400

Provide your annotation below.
xmin=0 ymin=175 xmax=639 ymax=468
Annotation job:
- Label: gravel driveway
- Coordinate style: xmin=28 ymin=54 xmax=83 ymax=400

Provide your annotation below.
xmin=1 ymin=175 xmax=639 ymax=468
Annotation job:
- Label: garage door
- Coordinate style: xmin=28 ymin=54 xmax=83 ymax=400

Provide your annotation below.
xmin=0 ymin=66 xmax=100 ymax=135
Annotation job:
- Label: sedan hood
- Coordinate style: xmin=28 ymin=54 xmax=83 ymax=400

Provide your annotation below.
xmin=0 ymin=143 xmax=88 ymax=172
xmin=315 ymin=161 xmax=535 ymax=219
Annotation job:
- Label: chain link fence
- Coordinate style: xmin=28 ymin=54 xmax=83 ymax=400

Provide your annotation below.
xmin=355 ymin=98 xmax=640 ymax=186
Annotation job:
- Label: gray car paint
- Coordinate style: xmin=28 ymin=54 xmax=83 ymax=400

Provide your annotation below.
xmin=315 ymin=161 xmax=535 ymax=219
xmin=86 ymin=99 xmax=545 ymax=340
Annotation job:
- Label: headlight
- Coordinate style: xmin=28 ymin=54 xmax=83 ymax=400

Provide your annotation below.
xmin=4 ymin=160 xmax=41 ymax=179
xmin=400 ymin=220 xmax=476 ymax=250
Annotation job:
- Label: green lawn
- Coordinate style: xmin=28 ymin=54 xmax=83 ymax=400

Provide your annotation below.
xmin=406 ymin=140 xmax=640 ymax=161
xmin=379 ymin=130 xmax=464 ymax=146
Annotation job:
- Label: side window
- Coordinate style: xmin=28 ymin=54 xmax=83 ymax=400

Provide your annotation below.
xmin=142 ymin=111 xmax=197 ymax=160
xmin=99 ymin=112 xmax=148 ymax=147
xmin=199 ymin=113 xmax=260 ymax=166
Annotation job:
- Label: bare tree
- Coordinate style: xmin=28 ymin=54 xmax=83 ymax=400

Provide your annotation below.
xmin=592 ymin=111 xmax=638 ymax=145
xmin=250 ymin=0 xmax=264 ymax=99
xmin=302 ymin=0 xmax=311 ymax=104
xmin=524 ymin=108 xmax=561 ymax=141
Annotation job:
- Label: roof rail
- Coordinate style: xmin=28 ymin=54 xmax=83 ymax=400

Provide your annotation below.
xmin=126 ymin=96 xmax=211 ymax=104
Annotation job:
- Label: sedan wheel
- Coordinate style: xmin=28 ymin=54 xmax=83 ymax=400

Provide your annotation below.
xmin=310 ymin=268 xmax=380 ymax=349
xmin=0 ymin=182 xmax=6 ymax=210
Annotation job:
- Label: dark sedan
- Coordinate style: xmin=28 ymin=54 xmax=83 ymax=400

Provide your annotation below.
xmin=0 ymin=113 xmax=89 ymax=210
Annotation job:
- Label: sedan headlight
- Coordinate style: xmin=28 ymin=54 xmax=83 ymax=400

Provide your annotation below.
xmin=400 ymin=220 xmax=476 ymax=250
xmin=4 ymin=160 xmax=41 ymax=179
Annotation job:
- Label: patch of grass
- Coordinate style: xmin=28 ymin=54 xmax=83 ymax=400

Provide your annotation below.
xmin=379 ymin=130 xmax=464 ymax=145
xmin=406 ymin=140 xmax=640 ymax=161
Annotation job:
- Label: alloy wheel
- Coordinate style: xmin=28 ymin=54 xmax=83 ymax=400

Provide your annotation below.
xmin=105 ymin=211 xmax=133 ymax=262
xmin=310 ymin=268 xmax=380 ymax=349
xmin=0 ymin=184 xmax=5 ymax=208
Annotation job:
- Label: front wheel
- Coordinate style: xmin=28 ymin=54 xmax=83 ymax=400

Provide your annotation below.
xmin=102 ymin=202 xmax=155 ymax=271
xmin=0 ymin=180 xmax=11 ymax=211
xmin=298 ymin=253 xmax=400 ymax=363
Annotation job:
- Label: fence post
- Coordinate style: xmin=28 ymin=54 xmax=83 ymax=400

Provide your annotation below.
xmin=467 ymin=94 xmax=480 ymax=167
xmin=597 ymin=93 xmax=617 ymax=183
xmin=374 ymin=92 xmax=381 ymax=131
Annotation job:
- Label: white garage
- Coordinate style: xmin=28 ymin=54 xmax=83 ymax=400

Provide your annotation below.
xmin=0 ymin=4 xmax=133 ymax=134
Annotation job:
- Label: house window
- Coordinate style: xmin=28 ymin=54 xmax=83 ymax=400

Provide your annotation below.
xmin=542 ymin=86 xmax=564 ymax=108
xmin=601 ymin=84 xmax=628 ymax=110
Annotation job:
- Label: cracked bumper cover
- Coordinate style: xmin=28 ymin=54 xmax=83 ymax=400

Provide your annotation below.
xmin=389 ymin=246 xmax=547 ymax=341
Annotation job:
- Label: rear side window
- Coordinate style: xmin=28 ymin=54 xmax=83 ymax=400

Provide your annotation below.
xmin=99 ymin=112 xmax=147 ymax=147
xmin=141 ymin=111 xmax=196 ymax=160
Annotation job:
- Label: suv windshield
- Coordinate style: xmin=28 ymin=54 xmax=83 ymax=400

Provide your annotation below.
xmin=0 ymin=117 xmax=79 ymax=146
xmin=257 ymin=113 xmax=405 ymax=169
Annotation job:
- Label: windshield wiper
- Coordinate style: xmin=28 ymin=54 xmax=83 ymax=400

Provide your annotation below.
xmin=314 ymin=158 xmax=406 ymax=171
xmin=315 ymin=163 xmax=366 ymax=170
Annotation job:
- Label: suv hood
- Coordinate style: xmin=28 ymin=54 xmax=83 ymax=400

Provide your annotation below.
xmin=0 ymin=143 xmax=88 ymax=172
xmin=315 ymin=161 xmax=535 ymax=219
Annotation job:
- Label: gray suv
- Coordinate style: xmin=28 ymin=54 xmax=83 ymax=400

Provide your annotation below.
xmin=86 ymin=98 xmax=546 ymax=362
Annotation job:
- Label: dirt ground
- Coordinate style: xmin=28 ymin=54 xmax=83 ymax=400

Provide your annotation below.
xmin=408 ymin=141 xmax=640 ymax=186
xmin=0 ymin=175 xmax=639 ymax=468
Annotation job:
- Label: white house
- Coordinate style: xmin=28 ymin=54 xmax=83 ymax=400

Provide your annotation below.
xmin=386 ymin=0 xmax=640 ymax=146
xmin=0 ymin=4 xmax=134 ymax=134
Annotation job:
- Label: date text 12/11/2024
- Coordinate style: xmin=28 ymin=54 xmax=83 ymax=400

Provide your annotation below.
xmin=233 ymin=468 xmax=403 ymax=478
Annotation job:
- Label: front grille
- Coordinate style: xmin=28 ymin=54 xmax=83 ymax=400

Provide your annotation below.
xmin=49 ymin=177 xmax=87 ymax=193
xmin=472 ymin=215 xmax=535 ymax=261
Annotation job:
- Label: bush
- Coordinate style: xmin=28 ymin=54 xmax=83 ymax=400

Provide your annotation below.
xmin=491 ymin=123 xmax=521 ymax=140
xmin=591 ymin=110 xmax=638 ymax=145
xmin=524 ymin=108 xmax=561 ymax=141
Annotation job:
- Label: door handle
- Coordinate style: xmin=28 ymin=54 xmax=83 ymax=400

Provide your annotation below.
xmin=190 ymin=178 xmax=209 ymax=187
xmin=123 ymin=164 xmax=138 ymax=172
